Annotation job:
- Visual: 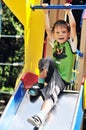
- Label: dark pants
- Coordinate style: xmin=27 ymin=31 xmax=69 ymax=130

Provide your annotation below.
xmin=38 ymin=57 xmax=67 ymax=99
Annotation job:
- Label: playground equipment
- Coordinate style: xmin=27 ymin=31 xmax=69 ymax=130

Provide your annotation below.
xmin=0 ymin=1 xmax=86 ymax=129
xmin=31 ymin=4 xmax=86 ymax=10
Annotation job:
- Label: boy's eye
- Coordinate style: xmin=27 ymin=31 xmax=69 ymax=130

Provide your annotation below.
xmin=56 ymin=32 xmax=59 ymax=34
xmin=56 ymin=31 xmax=66 ymax=34
xmin=62 ymin=31 xmax=66 ymax=33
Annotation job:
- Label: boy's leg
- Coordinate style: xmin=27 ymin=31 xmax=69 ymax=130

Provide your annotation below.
xmin=27 ymin=58 xmax=65 ymax=127
xmin=27 ymin=79 xmax=61 ymax=128
xmin=28 ymin=58 xmax=51 ymax=102
xmin=27 ymin=97 xmax=57 ymax=128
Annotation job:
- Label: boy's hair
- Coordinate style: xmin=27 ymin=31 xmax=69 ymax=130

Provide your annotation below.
xmin=52 ymin=20 xmax=70 ymax=32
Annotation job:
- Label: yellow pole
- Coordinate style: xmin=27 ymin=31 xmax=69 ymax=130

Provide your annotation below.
xmin=25 ymin=0 xmax=45 ymax=74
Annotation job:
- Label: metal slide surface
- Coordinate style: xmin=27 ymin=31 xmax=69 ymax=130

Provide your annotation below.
xmin=6 ymin=91 xmax=79 ymax=130
xmin=0 ymin=81 xmax=83 ymax=130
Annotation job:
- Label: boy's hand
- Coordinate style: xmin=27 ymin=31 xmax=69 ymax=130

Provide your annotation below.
xmin=41 ymin=3 xmax=49 ymax=14
xmin=64 ymin=3 xmax=72 ymax=14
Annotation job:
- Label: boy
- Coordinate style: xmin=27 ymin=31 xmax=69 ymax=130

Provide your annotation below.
xmin=27 ymin=3 xmax=77 ymax=128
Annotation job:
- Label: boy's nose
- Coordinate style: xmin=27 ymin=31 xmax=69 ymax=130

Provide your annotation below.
xmin=59 ymin=33 xmax=63 ymax=36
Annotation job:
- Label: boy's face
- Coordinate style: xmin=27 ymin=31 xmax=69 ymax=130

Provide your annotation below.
xmin=53 ymin=26 xmax=70 ymax=44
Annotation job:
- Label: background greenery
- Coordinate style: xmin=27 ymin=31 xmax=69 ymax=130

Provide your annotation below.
xmin=0 ymin=1 xmax=24 ymax=93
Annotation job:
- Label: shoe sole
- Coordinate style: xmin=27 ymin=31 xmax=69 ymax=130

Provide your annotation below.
xmin=27 ymin=118 xmax=40 ymax=128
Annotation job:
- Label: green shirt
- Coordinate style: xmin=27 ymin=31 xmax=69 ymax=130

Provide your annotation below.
xmin=53 ymin=40 xmax=75 ymax=83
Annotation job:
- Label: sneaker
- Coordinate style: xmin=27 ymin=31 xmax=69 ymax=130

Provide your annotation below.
xmin=34 ymin=127 xmax=38 ymax=130
xmin=28 ymin=82 xmax=44 ymax=96
xmin=33 ymin=82 xmax=44 ymax=89
xmin=27 ymin=115 xmax=42 ymax=128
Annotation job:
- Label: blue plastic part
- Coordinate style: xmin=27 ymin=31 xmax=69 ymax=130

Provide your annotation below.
xmin=76 ymin=49 xmax=83 ymax=57
xmin=31 ymin=5 xmax=86 ymax=10
xmin=72 ymin=85 xmax=84 ymax=130
xmin=0 ymin=81 xmax=26 ymax=130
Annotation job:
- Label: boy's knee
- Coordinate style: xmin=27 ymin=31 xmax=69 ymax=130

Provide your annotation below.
xmin=48 ymin=95 xmax=58 ymax=107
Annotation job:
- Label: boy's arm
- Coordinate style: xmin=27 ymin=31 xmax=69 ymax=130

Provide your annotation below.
xmin=65 ymin=3 xmax=77 ymax=41
xmin=66 ymin=9 xmax=77 ymax=52
xmin=67 ymin=10 xmax=77 ymax=41
xmin=42 ymin=4 xmax=54 ymax=42
xmin=45 ymin=12 xmax=52 ymax=41
xmin=65 ymin=4 xmax=77 ymax=52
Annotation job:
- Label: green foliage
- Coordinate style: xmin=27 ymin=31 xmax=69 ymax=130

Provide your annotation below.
xmin=0 ymin=1 xmax=24 ymax=92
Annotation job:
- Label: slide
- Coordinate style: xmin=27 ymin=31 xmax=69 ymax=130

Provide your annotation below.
xmin=0 ymin=73 xmax=84 ymax=130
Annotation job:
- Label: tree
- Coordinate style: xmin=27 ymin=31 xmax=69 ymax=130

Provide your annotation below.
xmin=0 ymin=1 xmax=24 ymax=92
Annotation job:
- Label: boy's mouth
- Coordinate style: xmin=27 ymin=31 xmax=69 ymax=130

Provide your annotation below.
xmin=58 ymin=38 xmax=64 ymax=40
